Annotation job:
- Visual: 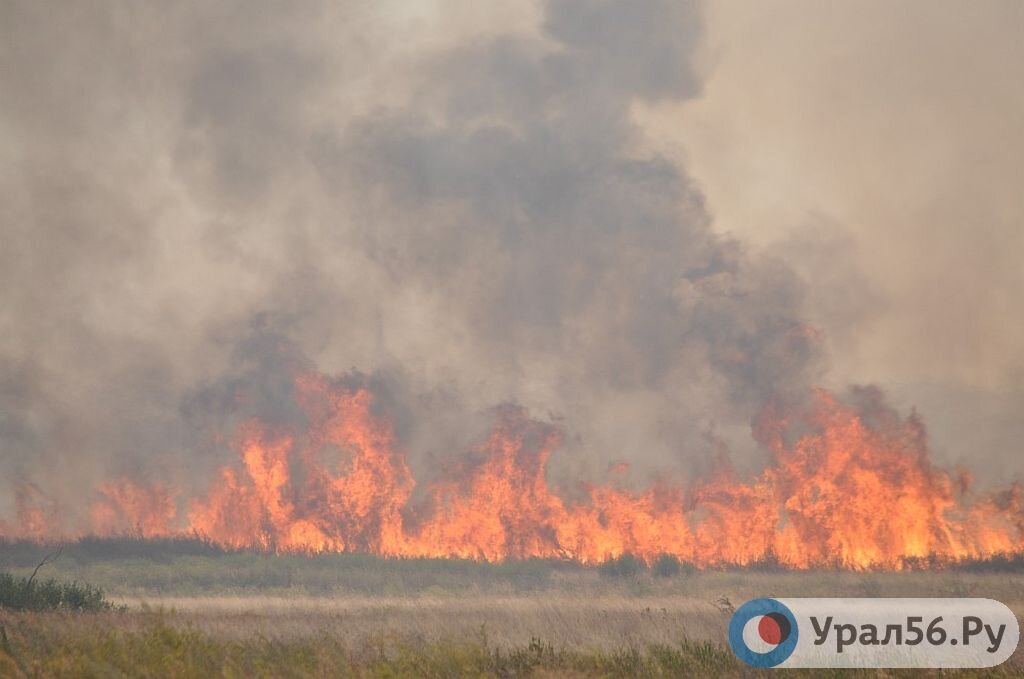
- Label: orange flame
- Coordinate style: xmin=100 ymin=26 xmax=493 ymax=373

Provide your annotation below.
xmin=0 ymin=484 xmax=64 ymax=541
xmin=90 ymin=480 xmax=177 ymax=538
xmin=188 ymin=374 xmax=414 ymax=554
xmin=3 ymin=375 xmax=1022 ymax=569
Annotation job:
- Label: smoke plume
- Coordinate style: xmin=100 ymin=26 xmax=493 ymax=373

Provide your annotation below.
xmin=1 ymin=0 xmax=1018 ymax=531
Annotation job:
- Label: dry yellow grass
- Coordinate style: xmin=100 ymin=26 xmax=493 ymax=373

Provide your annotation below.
xmin=106 ymin=571 xmax=1024 ymax=647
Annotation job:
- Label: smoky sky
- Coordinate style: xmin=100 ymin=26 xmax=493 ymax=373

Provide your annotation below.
xmin=0 ymin=0 xmax=1016 ymax=517
xmin=656 ymin=0 xmax=1024 ymax=481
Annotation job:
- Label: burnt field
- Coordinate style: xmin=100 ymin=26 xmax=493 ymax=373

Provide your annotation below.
xmin=3 ymin=538 xmax=1024 ymax=677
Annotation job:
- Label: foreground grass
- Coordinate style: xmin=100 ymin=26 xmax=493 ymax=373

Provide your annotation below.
xmin=0 ymin=611 xmax=1020 ymax=678
xmin=1 ymin=615 xmax=734 ymax=678
xmin=2 ymin=541 xmax=1024 ymax=676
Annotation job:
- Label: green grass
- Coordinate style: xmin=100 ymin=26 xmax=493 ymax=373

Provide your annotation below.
xmin=0 ymin=572 xmax=112 ymax=612
xmin=0 ymin=614 xmax=1019 ymax=678
xmin=0 ymin=617 xmax=739 ymax=678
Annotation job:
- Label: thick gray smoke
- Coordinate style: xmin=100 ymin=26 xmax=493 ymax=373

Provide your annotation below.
xmin=2 ymin=0 xmax=826 ymax=519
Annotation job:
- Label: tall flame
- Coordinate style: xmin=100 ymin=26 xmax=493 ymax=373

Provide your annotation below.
xmin=3 ymin=375 xmax=1021 ymax=569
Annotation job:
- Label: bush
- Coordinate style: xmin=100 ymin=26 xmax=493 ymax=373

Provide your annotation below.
xmin=652 ymin=553 xmax=681 ymax=577
xmin=0 ymin=571 xmax=112 ymax=612
xmin=597 ymin=553 xmax=645 ymax=578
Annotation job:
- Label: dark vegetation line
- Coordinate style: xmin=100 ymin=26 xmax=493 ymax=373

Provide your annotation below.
xmin=3 ymin=537 xmax=1024 ymax=573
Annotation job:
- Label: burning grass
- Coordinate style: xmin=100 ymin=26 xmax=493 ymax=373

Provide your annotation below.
xmin=6 ymin=377 xmax=1024 ymax=571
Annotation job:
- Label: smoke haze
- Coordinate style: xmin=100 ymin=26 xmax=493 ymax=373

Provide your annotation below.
xmin=1 ymin=0 xmax=1021 ymax=519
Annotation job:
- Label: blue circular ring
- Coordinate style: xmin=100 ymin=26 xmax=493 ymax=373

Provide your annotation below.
xmin=728 ymin=598 xmax=799 ymax=668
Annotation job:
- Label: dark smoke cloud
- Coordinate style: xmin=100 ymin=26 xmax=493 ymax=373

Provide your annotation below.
xmin=0 ymin=0 xmax=826 ymax=519
xmin=315 ymin=0 xmax=822 ymax=471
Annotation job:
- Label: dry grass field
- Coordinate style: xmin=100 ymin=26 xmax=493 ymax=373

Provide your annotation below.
xmin=3 ymin=540 xmax=1024 ymax=677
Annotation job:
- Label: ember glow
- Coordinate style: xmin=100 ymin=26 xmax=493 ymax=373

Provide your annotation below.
xmin=3 ymin=374 xmax=1021 ymax=570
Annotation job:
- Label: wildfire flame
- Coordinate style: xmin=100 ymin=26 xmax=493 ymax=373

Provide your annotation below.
xmin=3 ymin=374 xmax=1021 ymax=569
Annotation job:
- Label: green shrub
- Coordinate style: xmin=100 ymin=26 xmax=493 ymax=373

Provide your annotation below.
xmin=597 ymin=553 xmax=645 ymax=578
xmin=0 ymin=571 xmax=112 ymax=612
xmin=652 ymin=553 xmax=681 ymax=577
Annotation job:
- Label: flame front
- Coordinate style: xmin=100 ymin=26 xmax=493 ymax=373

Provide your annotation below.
xmin=3 ymin=376 xmax=1021 ymax=569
